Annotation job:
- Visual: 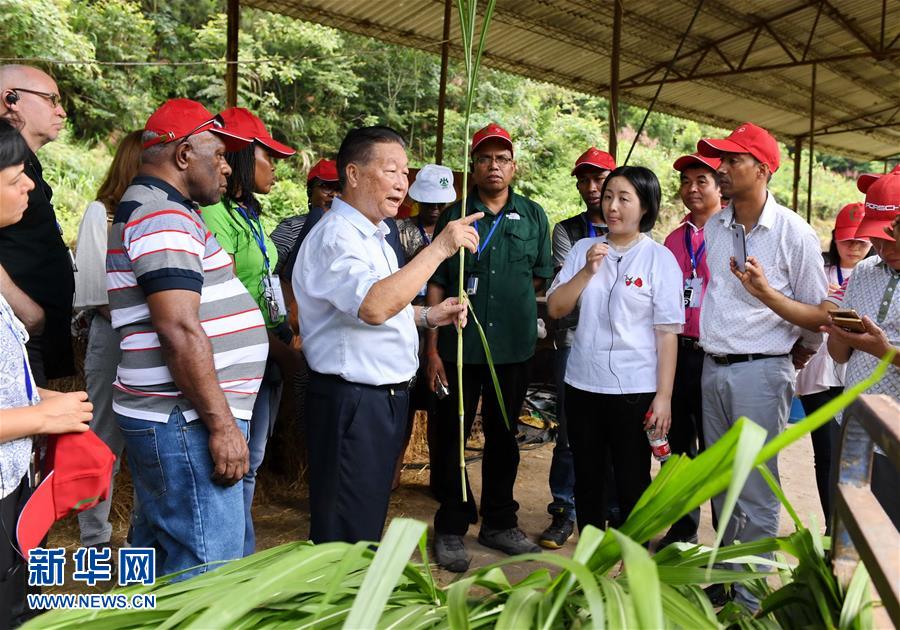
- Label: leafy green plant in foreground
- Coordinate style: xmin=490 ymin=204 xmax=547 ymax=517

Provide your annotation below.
xmin=26 ymin=358 xmax=891 ymax=629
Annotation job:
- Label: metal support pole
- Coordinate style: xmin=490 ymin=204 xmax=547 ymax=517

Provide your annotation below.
xmin=225 ymin=0 xmax=239 ymax=108
xmin=435 ymin=0 xmax=452 ymax=164
xmin=609 ymin=0 xmax=622 ymax=161
xmin=792 ymin=136 xmax=803 ymax=213
xmin=806 ymin=63 xmax=816 ymax=223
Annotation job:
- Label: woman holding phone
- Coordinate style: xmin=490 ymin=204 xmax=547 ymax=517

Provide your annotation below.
xmin=547 ymin=166 xmax=684 ymax=531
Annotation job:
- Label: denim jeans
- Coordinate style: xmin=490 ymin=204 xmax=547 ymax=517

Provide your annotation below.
xmin=548 ymin=346 xmax=576 ymax=521
xmin=117 ymin=407 xmax=248 ymax=581
xmin=78 ymin=315 xmax=124 ymax=546
xmin=243 ymin=374 xmax=282 ymax=556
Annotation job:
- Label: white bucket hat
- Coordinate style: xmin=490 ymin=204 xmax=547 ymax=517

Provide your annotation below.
xmin=409 ymin=164 xmax=456 ymax=204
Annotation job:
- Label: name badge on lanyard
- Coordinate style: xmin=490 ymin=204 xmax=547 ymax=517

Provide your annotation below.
xmin=234 ymin=204 xmax=286 ymax=322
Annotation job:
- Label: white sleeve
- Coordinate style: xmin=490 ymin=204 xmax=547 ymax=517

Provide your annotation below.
xmin=73 ymin=201 xmax=110 ymax=309
xmin=652 ymin=246 xmax=686 ymax=328
xmin=546 ymin=239 xmax=587 ymax=297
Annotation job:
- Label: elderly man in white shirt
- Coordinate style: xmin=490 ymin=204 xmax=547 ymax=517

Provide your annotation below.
xmin=293 ymin=126 xmax=482 ymax=544
xmin=695 ymin=123 xmax=828 ymax=612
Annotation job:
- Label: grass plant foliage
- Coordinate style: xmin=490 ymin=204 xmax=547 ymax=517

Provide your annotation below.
xmin=26 ymin=357 xmax=891 ymax=629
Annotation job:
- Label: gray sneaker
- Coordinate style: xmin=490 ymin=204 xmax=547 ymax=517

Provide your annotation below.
xmin=478 ymin=526 xmax=541 ymax=556
xmin=434 ymin=533 xmax=470 ymax=573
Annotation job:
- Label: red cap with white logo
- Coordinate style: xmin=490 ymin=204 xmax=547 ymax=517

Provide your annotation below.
xmin=673 ymin=152 xmax=721 ymax=173
xmin=697 ymin=122 xmax=781 ymax=173
xmin=471 ymin=123 xmax=513 ymax=155
xmin=572 ymin=147 xmax=616 ymax=176
xmin=855 ymin=165 xmax=900 ymax=242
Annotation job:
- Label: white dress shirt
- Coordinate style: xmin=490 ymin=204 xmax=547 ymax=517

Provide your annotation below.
xmin=548 ymin=235 xmax=685 ymax=394
xmin=700 ymin=193 xmax=827 ymax=356
xmin=293 ymin=198 xmax=418 ymax=385
xmin=73 ymin=200 xmax=110 ymax=309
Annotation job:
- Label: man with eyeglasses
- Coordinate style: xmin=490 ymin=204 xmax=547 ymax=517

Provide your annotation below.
xmin=106 ymin=99 xmax=268 ymax=579
xmin=0 ymin=65 xmax=75 ymax=385
xmin=426 ymin=123 xmax=553 ymax=571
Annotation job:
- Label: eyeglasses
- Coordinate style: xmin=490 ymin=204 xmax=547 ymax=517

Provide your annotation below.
xmin=474 ymin=155 xmax=514 ymax=168
xmin=11 ymin=88 xmax=61 ymax=108
xmin=178 ymin=116 xmax=224 ymax=146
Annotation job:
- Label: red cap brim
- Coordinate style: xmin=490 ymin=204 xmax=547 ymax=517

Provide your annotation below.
xmin=673 ymin=154 xmax=720 ymax=172
xmin=857 ymin=173 xmax=880 ymax=193
xmin=256 ymin=136 xmax=296 ymax=158
xmin=571 ymin=162 xmax=613 ymax=176
xmin=472 ymin=133 xmax=513 ymax=155
xmin=211 ymin=128 xmax=252 ymax=152
xmin=834 ymin=227 xmax=868 ymax=242
xmin=697 ymin=137 xmax=747 ymax=158
xmin=16 ymin=471 xmax=58 ymax=562
xmin=855 ymin=217 xmax=897 ymax=241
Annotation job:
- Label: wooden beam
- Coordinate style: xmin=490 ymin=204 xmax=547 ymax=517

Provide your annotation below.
xmin=807 ymin=63 xmax=816 ymax=223
xmin=792 ymin=136 xmax=803 ymax=213
xmin=609 ymin=0 xmax=622 ymax=161
xmin=225 ymin=0 xmax=239 ymax=108
xmin=435 ymin=0 xmax=451 ymax=165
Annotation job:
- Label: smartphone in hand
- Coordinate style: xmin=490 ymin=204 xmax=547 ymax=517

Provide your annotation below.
xmin=830 ymin=308 xmax=866 ymax=333
xmin=732 ymin=224 xmax=748 ymax=272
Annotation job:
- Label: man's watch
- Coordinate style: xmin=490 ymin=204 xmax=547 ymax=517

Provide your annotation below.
xmin=420 ymin=306 xmax=439 ymax=330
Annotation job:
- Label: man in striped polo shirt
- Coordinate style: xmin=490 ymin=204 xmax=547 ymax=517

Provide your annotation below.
xmin=107 ymin=99 xmax=268 ymax=580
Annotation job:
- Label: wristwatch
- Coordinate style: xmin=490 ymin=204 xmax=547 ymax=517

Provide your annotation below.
xmin=420 ymin=306 xmax=439 ymax=330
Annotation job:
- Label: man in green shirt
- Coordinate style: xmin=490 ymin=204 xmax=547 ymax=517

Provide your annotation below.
xmin=426 ymin=123 xmax=553 ymax=571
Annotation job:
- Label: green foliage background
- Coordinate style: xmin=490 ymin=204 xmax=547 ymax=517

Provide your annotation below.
xmin=0 ymin=0 xmax=872 ymax=245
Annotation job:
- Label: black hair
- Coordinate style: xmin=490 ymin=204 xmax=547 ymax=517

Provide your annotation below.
xmin=224 ymin=142 xmax=259 ymax=214
xmin=679 ymin=163 xmax=720 ymax=188
xmin=336 ymin=126 xmax=406 ymax=189
xmin=0 ymin=117 xmax=28 ymax=171
xmin=825 ymin=229 xmax=875 ymax=266
xmin=600 ymin=165 xmax=661 ymax=232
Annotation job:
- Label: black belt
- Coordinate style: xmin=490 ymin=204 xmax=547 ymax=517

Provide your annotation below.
xmin=678 ymin=336 xmax=702 ymax=351
xmin=706 ymin=353 xmax=789 ymax=366
xmin=310 ymin=371 xmax=416 ymax=392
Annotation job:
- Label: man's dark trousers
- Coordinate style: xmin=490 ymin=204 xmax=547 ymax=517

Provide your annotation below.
xmin=305 ymin=371 xmax=408 ymax=543
xmin=432 ymin=361 xmax=530 ymax=535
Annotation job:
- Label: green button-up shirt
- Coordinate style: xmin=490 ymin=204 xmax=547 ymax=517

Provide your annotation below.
xmin=431 ymin=187 xmax=553 ymax=365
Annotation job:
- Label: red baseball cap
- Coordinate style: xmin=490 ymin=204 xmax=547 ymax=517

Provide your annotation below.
xmin=673 ymin=152 xmax=721 ymax=173
xmin=17 ymin=430 xmax=115 ymax=561
xmin=833 ymin=202 xmax=867 ymax=241
xmin=218 ymin=107 xmax=295 ymax=158
xmin=471 ymin=123 xmax=513 ymax=155
xmin=143 ymin=98 xmax=250 ymax=151
xmin=697 ymin=122 xmax=781 ymax=173
xmin=307 ymin=158 xmax=339 ymax=183
xmin=572 ymin=147 xmax=616 ymax=176
xmin=855 ymin=165 xmax=900 ymax=241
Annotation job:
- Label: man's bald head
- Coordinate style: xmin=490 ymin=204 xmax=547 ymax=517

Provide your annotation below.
xmin=0 ymin=64 xmax=66 ymax=152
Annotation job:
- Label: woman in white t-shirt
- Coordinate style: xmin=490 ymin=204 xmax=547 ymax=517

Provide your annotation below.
xmin=795 ymin=202 xmax=870 ymax=526
xmin=547 ymin=166 xmax=684 ymax=531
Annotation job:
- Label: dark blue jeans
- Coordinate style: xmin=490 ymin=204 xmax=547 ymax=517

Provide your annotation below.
xmin=117 ymin=407 xmax=248 ymax=581
xmin=548 ymin=346 xmax=576 ymax=521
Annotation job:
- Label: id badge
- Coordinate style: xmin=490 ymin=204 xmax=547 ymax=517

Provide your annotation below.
xmin=466 ymin=275 xmax=479 ymax=296
xmin=684 ymin=277 xmax=702 ymax=308
xmin=264 ymin=274 xmax=287 ymax=320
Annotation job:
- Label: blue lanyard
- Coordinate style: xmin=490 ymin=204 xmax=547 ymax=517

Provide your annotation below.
xmin=233 ymin=204 xmax=270 ymax=272
xmin=582 ymin=214 xmax=598 ymax=239
xmin=683 ymin=225 xmax=706 ymax=277
xmin=474 ymin=211 xmax=505 ymax=260
xmin=836 ymin=266 xmax=844 ymax=286
xmin=0 ymin=307 xmax=36 ymax=404
xmin=417 ymin=223 xmax=432 ymax=245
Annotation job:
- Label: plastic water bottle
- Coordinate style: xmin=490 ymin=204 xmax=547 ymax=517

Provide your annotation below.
xmin=645 ymin=411 xmax=671 ymax=462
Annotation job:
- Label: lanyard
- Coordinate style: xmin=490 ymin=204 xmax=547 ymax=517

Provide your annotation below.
xmin=0 ymin=306 xmax=36 ymax=405
xmin=233 ymin=204 xmax=270 ymax=272
xmin=836 ymin=266 xmax=844 ymax=286
xmin=417 ymin=223 xmax=432 ymax=245
xmin=474 ymin=211 xmax=505 ymax=260
xmin=683 ymin=225 xmax=706 ymax=277
xmin=582 ymin=214 xmax=598 ymax=239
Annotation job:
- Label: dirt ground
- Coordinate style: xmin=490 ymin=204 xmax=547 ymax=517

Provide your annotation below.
xmin=46 ymin=430 xmax=824 ymax=591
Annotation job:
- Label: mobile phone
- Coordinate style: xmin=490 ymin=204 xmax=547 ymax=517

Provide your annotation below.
xmin=830 ymin=308 xmax=866 ymax=333
xmin=731 ymin=224 xmax=748 ymax=272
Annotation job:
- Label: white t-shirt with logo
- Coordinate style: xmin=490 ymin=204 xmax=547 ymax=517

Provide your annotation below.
xmin=548 ymin=235 xmax=685 ymax=394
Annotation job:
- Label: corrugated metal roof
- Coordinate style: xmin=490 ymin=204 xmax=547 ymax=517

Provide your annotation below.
xmin=244 ymin=0 xmax=900 ymax=161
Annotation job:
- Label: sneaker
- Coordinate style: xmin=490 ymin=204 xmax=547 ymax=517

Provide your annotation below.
xmin=538 ymin=513 xmax=575 ymax=549
xmin=434 ymin=534 xmax=470 ymax=573
xmin=478 ymin=526 xmax=541 ymax=556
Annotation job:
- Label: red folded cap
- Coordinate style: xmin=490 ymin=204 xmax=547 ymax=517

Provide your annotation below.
xmin=833 ymin=202 xmax=867 ymax=241
xmin=471 ymin=123 xmax=513 ymax=155
xmin=17 ymin=430 xmax=116 ymax=561
xmin=855 ymin=165 xmax=900 ymax=241
xmin=572 ymin=147 xmax=616 ymax=176
xmin=143 ymin=98 xmax=250 ymax=152
xmin=673 ymin=152 xmax=721 ymax=173
xmin=307 ymin=158 xmax=339 ymax=183
xmin=218 ymin=107 xmax=295 ymax=158
xmin=697 ymin=122 xmax=781 ymax=173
